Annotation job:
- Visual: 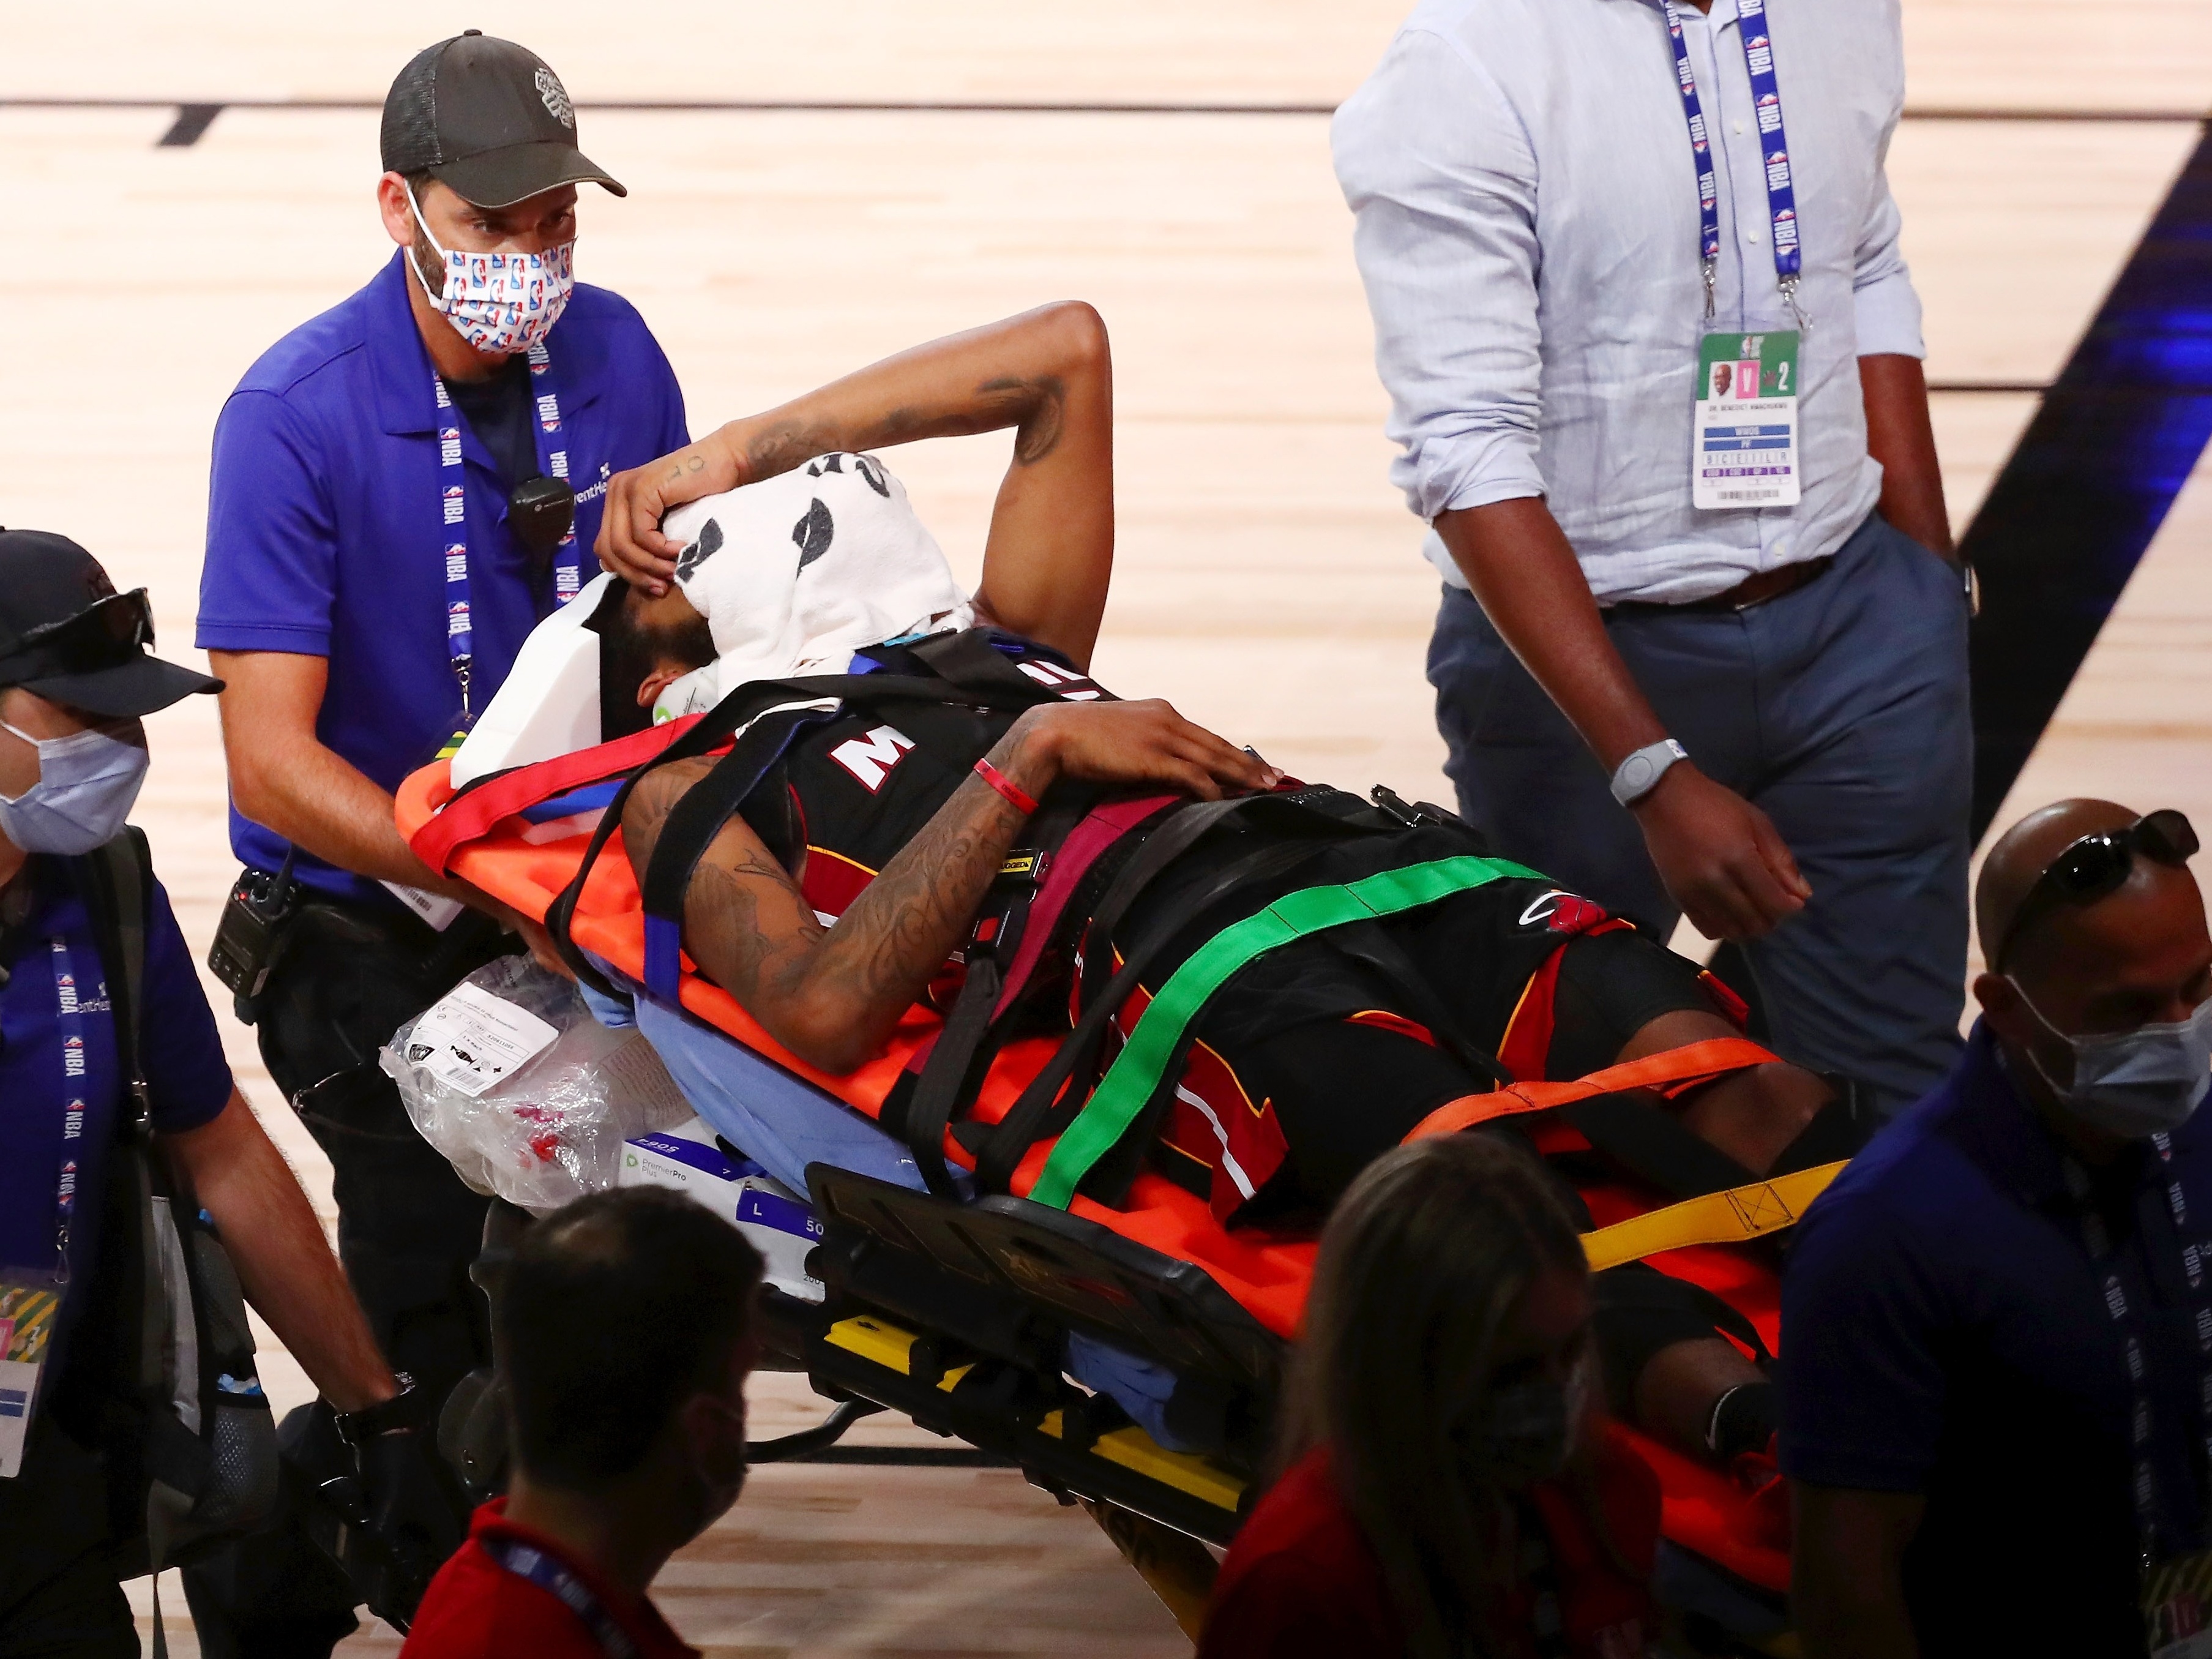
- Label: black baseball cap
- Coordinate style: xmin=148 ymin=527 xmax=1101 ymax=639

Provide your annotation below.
xmin=0 ymin=530 xmax=222 ymax=718
xmin=380 ymin=32 xmax=626 ymax=211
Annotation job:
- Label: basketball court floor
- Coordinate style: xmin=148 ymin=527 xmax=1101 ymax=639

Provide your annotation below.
xmin=4 ymin=1 xmax=2210 ymax=1650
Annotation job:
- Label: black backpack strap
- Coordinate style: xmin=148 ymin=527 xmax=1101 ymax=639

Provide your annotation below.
xmin=897 ymin=800 xmax=1089 ymax=1197
xmin=72 ymin=830 xmax=163 ymax=1394
xmin=76 ymin=826 xmax=153 ymax=1128
xmin=75 ymin=831 xmax=201 ymax=1657
xmin=910 ymin=628 xmax=1067 ymax=695
xmin=636 ymin=704 xmax=841 ymax=1000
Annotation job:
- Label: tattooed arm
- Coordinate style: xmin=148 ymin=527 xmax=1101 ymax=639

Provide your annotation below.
xmin=622 ymin=699 xmax=1276 ymax=1074
xmin=596 ymin=302 xmax=1116 ymax=667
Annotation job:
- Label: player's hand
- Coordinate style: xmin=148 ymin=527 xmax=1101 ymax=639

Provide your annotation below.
xmin=1631 ymin=764 xmax=1810 ymax=940
xmin=596 ymin=429 xmax=745 ymax=596
xmin=1006 ymin=701 xmax=1281 ymax=803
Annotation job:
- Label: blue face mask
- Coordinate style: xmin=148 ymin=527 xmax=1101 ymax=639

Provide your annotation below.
xmin=2011 ymin=978 xmax=2212 ymax=1140
xmin=0 ymin=719 xmax=149 ymax=856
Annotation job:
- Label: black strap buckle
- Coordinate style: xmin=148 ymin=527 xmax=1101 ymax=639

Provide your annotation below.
xmin=967 ymin=849 xmax=1052 ymax=962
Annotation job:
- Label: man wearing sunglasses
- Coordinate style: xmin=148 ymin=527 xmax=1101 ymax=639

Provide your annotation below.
xmin=1783 ymin=798 xmax=2212 ymax=1657
xmin=0 ymin=532 xmax=451 ymax=1652
xmin=190 ymin=33 xmax=687 ymax=1652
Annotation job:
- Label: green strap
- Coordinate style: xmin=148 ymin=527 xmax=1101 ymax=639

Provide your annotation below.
xmin=1029 ymin=854 xmax=1544 ymax=1208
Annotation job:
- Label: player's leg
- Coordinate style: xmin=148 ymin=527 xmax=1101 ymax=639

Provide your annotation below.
xmin=1542 ymin=927 xmax=1848 ymax=1175
xmin=1190 ymin=1009 xmax=1771 ymax=1467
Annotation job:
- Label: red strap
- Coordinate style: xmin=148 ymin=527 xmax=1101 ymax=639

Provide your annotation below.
xmin=1400 ymin=1036 xmax=1780 ymax=1143
xmin=410 ymin=716 xmax=704 ymax=875
xmin=903 ymin=793 xmax=1178 ymax=1077
xmin=988 ymin=794 xmax=1176 ymax=1024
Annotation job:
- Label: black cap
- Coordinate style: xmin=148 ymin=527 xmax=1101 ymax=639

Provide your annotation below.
xmin=0 ymin=531 xmax=222 ymax=718
xmin=380 ymin=32 xmax=626 ymax=210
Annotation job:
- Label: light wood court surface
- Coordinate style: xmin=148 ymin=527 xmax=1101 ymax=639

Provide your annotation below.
xmin=4 ymin=2 xmax=2210 ymax=1650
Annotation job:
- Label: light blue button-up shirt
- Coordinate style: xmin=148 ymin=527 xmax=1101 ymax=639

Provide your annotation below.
xmin=1333 ymin=0 xmax=1924 ymax=605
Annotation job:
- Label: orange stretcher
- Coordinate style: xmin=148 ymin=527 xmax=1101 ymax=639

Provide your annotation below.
xmin=399 ymin=744 xmax=1826 ymax=1627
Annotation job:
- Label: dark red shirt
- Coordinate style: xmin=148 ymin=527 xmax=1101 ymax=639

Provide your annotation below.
xmin=1199 ymin=1427 xmax=1660 ymax=1659
xmin=398 ymin=1500 xmax=698 ymax=1659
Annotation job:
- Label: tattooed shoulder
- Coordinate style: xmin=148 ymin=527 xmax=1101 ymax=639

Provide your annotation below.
xmin=621 ymin=755 xmax=715 ymax=877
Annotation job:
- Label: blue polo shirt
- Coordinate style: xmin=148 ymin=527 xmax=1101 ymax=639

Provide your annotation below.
xmin=1782 ymin=1020 xmax=2212 ymax=1655
xmin=0 ymin=861 xmax=233 ymax=1368
xmin=196 ymin=252 xmax=689 ymax=906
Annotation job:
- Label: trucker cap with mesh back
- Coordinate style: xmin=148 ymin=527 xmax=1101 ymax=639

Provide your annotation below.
xmin=380 ymin=31 xmax=626 ymax=211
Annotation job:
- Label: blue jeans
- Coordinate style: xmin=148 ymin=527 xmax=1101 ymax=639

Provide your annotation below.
xmin=1427 ymin=512 xmax=1972 ymax=1112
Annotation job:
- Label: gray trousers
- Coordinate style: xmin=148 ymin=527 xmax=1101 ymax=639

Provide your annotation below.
xmin=1427 ymin=512 xmax=1971 ymax=1112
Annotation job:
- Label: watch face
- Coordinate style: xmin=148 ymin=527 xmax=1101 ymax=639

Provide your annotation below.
xmin=1623 ymin=755 xmax=1655 ymax=790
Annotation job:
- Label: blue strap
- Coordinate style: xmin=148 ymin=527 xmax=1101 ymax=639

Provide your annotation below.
xmin=638 ymin=705 xmax=835 ymax=1000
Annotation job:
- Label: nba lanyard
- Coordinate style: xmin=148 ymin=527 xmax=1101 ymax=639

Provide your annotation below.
xmin=435 ymin=340 xmax=583 ymax=724
xmin=1660 ymin=0 xmax=1804 ymax=328
xmin=482 ymin=1536 xmax=640 ymax=1659
xmin=2066 ymin=1137 xmax=2212 ymax=1563
xmin=46 ymin=936 xmax=88 ymax=1286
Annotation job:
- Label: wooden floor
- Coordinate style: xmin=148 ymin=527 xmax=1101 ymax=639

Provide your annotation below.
xmin=5 ymin=1 xmax=2209 ymax=1650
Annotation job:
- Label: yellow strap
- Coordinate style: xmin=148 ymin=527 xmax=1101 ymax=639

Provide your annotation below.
xmin=1581 ymin=1160 xmax=1848 ymax=1272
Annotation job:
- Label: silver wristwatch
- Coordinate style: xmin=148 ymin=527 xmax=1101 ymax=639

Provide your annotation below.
xmin=1609 ymin=738 xmax=1689 ymax=807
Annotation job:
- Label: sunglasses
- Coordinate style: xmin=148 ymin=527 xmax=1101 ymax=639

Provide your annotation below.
xmin=0 ymin=588 xmax=155 ymax=680
xmin=1993 ymin=809 xmax=2200 ymax=972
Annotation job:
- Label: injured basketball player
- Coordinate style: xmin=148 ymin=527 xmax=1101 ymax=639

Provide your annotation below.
xmin=469 ymin=304 xmax=1870 ymax=1469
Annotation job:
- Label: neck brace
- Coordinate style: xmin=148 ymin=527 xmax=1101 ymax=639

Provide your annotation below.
xmin=450 ymin=571 xmax=611 ymax=787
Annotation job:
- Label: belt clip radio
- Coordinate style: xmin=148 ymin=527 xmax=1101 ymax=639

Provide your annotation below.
xmin=207 ymin=850 xmax=299 ymax=1022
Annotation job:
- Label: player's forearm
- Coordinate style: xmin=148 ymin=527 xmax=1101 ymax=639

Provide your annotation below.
xmin=1433 ymin=497 xmax=1670 ymax=771
xmin=712 ymin=730 xmax=1048 ymax=1072
xmin=1860 ymin=353 xmax=1952 ymax=558
xmin=705 ymin=303 xmax=1098 ymax=490
xmin=165 ymin=1092 xmax=397 ymax=1414
xmin=622 ymin=718 xmax=1052 ymax=1072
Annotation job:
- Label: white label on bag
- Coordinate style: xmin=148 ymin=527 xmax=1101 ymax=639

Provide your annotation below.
xmin=405 ymin=983 xmax=561 ymax=1098
xmin=0 ymin=1358 xmax=40 ymax=1478
xmin=381 ymin=882 xmax=469 ymax=932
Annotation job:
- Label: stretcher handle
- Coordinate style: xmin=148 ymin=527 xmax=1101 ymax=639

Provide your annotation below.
xmin=1400 ymin=1036 xmax=1782 ymax=1144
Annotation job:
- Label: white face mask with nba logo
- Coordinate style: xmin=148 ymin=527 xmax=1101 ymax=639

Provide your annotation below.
xmin=405 ymin=182 xmax=575 ymax=356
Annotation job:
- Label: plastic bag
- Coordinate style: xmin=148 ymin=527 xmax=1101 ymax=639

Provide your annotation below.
xmin=381 ymin=957 xmax=694 ymax=1215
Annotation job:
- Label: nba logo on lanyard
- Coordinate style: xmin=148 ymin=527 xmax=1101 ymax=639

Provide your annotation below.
xmin=1664 ymin=0 xmax=1804 ymax=510
xmin=429 ymin=340 xmax=585 ymax=721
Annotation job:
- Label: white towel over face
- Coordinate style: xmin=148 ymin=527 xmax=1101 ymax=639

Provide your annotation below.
xmin=653 ymin=452 xmax=971 ymax=721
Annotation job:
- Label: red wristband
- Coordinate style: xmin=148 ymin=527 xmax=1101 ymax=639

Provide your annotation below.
xmin=974 ymin=757 xmax=1039 ymax=815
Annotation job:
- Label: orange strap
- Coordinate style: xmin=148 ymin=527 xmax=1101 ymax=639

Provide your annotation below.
xmin=1400 ymin=1036 xmax=1781 ymax=1144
